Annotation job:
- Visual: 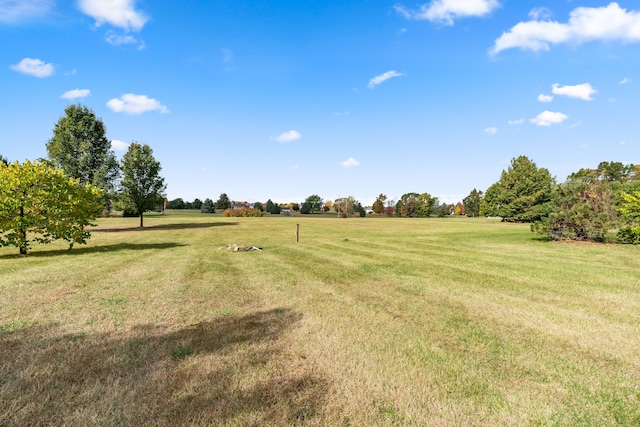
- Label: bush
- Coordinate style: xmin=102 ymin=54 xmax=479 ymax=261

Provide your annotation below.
xmin=201 ymin=198 xmax=215 ymax=213
xmin=618 ymin=226 xmax=640 ymax=244
xmin=222 ymin=208 xmax=263 ymax=217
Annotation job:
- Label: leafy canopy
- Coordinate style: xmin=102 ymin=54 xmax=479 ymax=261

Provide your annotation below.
xmin=120 ymin=143 xmax=166 ymax=228
xmin=0 ymin=160 xmax=102 ymax=254
xmin=46 ymin=104 xmax=119 ymax=205
xmin=481 ymin=156 xmax=554 ymax=222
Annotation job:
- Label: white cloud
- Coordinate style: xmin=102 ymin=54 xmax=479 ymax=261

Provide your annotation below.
xmin=395 ymin=0 xmax=500 ymax=25
xmin=106 ymin=93 xmax=168 ymax=115
xmin=529 ymin=7 xmax=552 ymax=21
xmin=368 ymin=70 xmax=404 ymax=88
xmin=538 ymin=94 xmax=554 ymax=103
xmin=340 ymin=157 xmax=360 ymax=168
xmin=110 ymin=139 xmax=129 ymax=151
xmin=0 ymin=0 xmax=53 ymax=23
xmin=270 ymin=130 xmax=302 ymax=143
xmin=484 ymin=127 xmax=497 ymax=135
xmin=620 ymin=77 xmax=632 ymax=84
xmin=10 ymin=57 xmax=54 ymax=77
xmin=508 ymin=118 xmax=525 ymax=125
xmin=106 ymin=31 xmax=143 ymax=48
xmin=530 ymin=110 xmax=568 ymax=126
xmin=78 ymin=0 xmax=147 ymax=31
xmin=61 ymin=89 xmax=90 ymax=100
xmin=491 ymin=3 xmax=640 ymax=55
xmin=552 ymin=83 xmax=597 ymax=101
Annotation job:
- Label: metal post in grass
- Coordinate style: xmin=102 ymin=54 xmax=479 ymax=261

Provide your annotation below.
xmin=296 ymin=223 xmax=299 ymax=242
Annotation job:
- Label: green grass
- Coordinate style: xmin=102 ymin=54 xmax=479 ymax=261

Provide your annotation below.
xmin=1 ymin=214 xmax=639 ymax=425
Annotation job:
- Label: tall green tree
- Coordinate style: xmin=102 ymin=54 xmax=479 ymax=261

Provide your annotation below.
xmin=301 ymin=194 xmax=323 ymax=214
xmin=463 ymin=188 xmax=483 ymax=217
xmin=480 ymin=156 xmax=555 ymax=222
xmin=120 ymin=143 xmax=166 ymax=228
xmin=415 ymin=193 xmax=437 ymax=217
xmin=0 ymin=160 xmax=102 ymax=254
xmin=216 ymin=193 xmax=231 ymax=210
xmin=46 ymin=104 xmax=119 ymax=210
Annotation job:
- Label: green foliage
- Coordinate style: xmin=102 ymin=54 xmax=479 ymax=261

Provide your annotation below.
xmin=222 ymin=208 xmax=263 ymax=217
xmin=167 ymin=198 xmax=185 ymax=209
xmin=617 ymin=191 xmax=640 ymax=244
xmin=301 ymin=194 xmax=323 ymax=214
xmin=120 ymin=143 xmax=166 ymax=228
xmin=463 ymin=189 xmax=483 ymax=217
xmin=216 ymin=193 xmax=231 ymax=210
xmin=353 ymin=200 xmax=366 ymax=217
xmin=201 ymin=198 xmax=215 ymax=213
xmin=0 ymin=155 xmax=8 ymax=166
xmin=481 ymin=156 xmax=555 ymax=222
xmin=46 ymin=104 xmax=119 ymax=210
xmin=570 ymin=161 xmax=637 ymax=184
xmin=191 ymin=198 xmax=203 ymax=210
xmin=0 ymin=160 xmax=102 ymax=254
xmin=253 ymin=201 xmax=264 ymax=212
xmin=533 ymin=179 xmax=618 ymax=242
xmin=269 ymin=204 xmax=282 ymax=215
xmin=265 ymin=199 xmax=274 ymax=213
xmin=395 ymin=193 xmax=436 ymax=217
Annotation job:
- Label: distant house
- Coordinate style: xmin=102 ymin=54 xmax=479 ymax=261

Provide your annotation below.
xmin=232 ymin=201 xmax=251 ymax=210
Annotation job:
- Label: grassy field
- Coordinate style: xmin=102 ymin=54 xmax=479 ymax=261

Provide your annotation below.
xmin=1 ymin=213 xmax=639 ymax=426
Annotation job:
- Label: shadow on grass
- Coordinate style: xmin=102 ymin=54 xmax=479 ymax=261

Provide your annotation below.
xmin=94 ymin=222 xmax=238 ymax=233
xmin=0 ymin=242 xmax=187 ymax=259
xmin=0 ymin=308 xmax=329 ymax=425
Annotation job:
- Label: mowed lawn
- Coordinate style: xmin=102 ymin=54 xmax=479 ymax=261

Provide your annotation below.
xmin=1 ymin=213 xmax=639 ymax=426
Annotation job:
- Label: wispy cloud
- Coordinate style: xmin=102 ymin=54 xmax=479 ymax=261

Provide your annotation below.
xmin=0 ymin=0 xmax=53 ymax=23
xmin=530 ymin=110 xmax=568 ymax=126
xmin=340 ymin=157 xmax=360 ymax=168
xmin=78 ymin=0 xmax=147 ymax=31
xmin=368 ymin=70 xmax=404 ymax=88
xmin=491 ymin=3 xmax=640 ymax=55
xmin=106 ymin=93 xmax=168 ymax=115
xmin=10 ymin=57 xmax=54 ymax=77
xmin=61 ymin=89 xmax=90 ymax=100
xmin=484 ymin=127 xmax=497 ymax=135
xmin=508 ymin=118 xmax=525 ymax=125
xmin=538 ymin=94 xmax=553 ymax=103
xmin=528 ymin=7 xmax=552 ymax=20
xmin=620 ymin=77 xmax=632 ymax=84
xmin=271 ymin=130 xmax=301 ymax=143
xmin=552 ymin=83 xmax=596 ymax=101
xmin=395 ymin=0 xmax=500 ymax=25
xmin=221 ymin=48 xmax=234 ymax=63
xmin=106 ymin=31 xmax=145 ymax=49
xmin=110 ymin=139 xmax=129 ymax=151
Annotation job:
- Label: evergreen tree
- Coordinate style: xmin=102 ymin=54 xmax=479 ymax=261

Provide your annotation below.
xmin=216 ymin=193 xmax=231 ymax=210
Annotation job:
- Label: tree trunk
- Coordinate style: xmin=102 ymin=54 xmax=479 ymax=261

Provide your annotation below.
xmin=19 ymin=206 xmax=27 ymax=255
xmin=139 ymin=213 xmax=144 ymax=228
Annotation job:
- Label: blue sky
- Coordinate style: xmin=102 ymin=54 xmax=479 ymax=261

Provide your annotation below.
xmin=2 ymin=0 xmax=639 ymax=206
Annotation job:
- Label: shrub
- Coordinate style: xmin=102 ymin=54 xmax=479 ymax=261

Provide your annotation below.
xmin=618 ymin=226 xmax=640 ymax=244
xmin=222 ymin=208 xmax=263 ymax=217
